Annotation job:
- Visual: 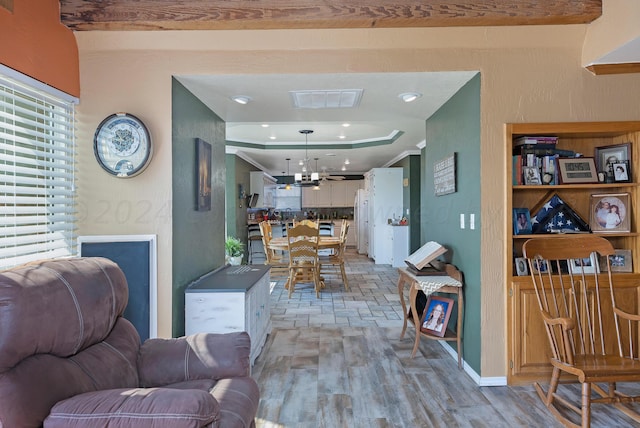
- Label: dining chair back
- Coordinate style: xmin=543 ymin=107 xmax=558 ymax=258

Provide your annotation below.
xmin=522 ymin=235 xmax=640 ymax=427
xmin=319 ymin=222 xmax=349 ymax=290
xmin=259 ymin=221 xmax=288 ymax=281
xmin=286 ymin=223 xmax=323 ymax=298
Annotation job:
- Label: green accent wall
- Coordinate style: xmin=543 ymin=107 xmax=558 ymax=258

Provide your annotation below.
xmin=172 ymin=78 xmax=226 ymax=337
xmin=225 ymin=154 xmax=259 ymax=259
xmin=392 ymin=155 xmax=422 ymax=253
xmin=422 ymin=73 xmax=481 ymax=373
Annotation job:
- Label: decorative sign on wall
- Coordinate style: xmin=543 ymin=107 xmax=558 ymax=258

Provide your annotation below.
xmin=434 ymin=153 xmax=456 ymax=196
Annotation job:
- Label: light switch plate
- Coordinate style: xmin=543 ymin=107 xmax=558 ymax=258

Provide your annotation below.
xmin=470 ymin=213 xmax=475 ymax=230
xmin=460 ymin=213 xmax=465 ymax=229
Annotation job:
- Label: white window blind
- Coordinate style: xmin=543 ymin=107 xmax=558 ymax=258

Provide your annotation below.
xmin=0 ymin=67 xmax=77 ymax=269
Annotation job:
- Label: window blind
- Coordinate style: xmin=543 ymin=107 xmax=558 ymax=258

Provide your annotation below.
xmin=0 ymin=68 xmax=77 ymax=269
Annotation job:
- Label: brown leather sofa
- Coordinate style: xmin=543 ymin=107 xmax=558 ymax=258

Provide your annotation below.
xmin=0 ymin=258 xmax=260 ymax=428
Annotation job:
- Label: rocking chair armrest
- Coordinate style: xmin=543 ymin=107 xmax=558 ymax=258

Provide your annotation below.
xmin=540 ymin=310 xmax=576 ymax=331
xmin=613 ymin=306 xmax=640 ymax=322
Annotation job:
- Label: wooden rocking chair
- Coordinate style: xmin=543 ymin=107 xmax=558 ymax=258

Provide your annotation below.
xmin=522 ymin=235 xmax=640 ymax=427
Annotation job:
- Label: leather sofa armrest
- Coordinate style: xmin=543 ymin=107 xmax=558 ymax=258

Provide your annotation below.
xmin=138 ymin=331 xmax=251 ymax=388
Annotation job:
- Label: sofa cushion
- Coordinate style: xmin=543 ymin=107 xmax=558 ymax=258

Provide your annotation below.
xmin=0 ymin=257 xmax=129 ymax=371
xmin=44 ymin=387 xmax=219 ymax=428
xmin=138 ymin=332 xmax=251 ymax=387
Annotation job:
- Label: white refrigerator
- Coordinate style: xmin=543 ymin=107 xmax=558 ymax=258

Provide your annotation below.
xmin=354 ymin=189 xmax=369 ymax=255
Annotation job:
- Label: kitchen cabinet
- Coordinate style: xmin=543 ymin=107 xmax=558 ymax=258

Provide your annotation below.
xmin=250 ymin=171 xmax=277 ymax=209
xmin=185 ymin=264 xmax=271 ymax=367
xmin=389 ymin=225 xmax=409 ymax=267
xmin=301 ymin=180 xmax=362 ymax=208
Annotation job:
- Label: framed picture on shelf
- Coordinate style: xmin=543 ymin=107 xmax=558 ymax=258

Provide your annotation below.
xmin=599 ymin=249 xmax=633 ymax=273
xmin=589 ymin=193 xmax=630 ymax=233
xmin=595 ymin=143 xmax=631 ymax=181
xmin=420 ymin=295 xmax=454 ymax=338
xmin=515 ymin=257 xmax=528 ymax=276
xmin=611 ymin=160 xmax=632 ymax=183
xmin=531 ymin=258 xmax=549 ymax=274
xmin=523 ymin=166 xmax=541 ymax=185
xmin=569 ymin=252 xmax=599 ymax=274
xmin=513 ymin=208 xmax=532 ymax=235
xmin=557 ymin=157 xmax=598 ymax=184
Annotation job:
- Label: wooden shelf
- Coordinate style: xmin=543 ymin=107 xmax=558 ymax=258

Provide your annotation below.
xmin=506 ymin=121 xmax=640 ymax=386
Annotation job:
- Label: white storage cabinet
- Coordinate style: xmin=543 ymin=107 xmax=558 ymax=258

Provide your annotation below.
xmin=185 ymin=265 xmax=271 ymax=366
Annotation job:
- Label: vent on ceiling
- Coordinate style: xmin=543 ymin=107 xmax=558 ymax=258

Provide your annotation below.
xmin=289 ymin=89 xmax=363 ymax=109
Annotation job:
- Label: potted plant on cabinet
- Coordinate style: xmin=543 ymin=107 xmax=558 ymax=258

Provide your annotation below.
xmin=225 ymin=236 xmax=244 ymax=265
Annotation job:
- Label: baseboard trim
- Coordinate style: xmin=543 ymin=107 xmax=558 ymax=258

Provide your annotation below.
xmin=437 ymin=341 xmax=507 ymax=386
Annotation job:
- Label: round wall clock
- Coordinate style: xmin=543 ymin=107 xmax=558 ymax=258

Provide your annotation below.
xmin=93 ymin=112 xmax=152 ymax=178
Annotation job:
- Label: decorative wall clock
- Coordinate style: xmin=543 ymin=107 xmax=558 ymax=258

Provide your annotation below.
xmin=93 ymin=113 xmax=152 ymax=177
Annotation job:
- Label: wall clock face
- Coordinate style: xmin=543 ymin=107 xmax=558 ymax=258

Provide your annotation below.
xmin=93 ymin=113 xmax=152 ymax=177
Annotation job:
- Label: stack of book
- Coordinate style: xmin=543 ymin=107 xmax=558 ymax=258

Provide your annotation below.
xmin=512 ymin=136 xmax=575 ymax=185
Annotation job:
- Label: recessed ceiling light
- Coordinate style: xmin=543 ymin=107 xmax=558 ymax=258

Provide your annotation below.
xmin=344 ymin=159 xmax=350 ymax=165
xmin=399 ymin=92 xmax=422 ymax=103
xmin=261 ymin=123 xmax=269 ymax=128
xmin=339 ymin=135 xmax=346 ymax=139
xmin=269 ymin=136 xmax=276 ymax=140
xmin=325 ymin=153 xmax=336 ymax=157
xmin=342 ymin=123 xmax=351 ymax=127
xmin=341 ymin=165 xmax=346 ymax=171
xmin=231 ymin=95 xmax=251 ymax=104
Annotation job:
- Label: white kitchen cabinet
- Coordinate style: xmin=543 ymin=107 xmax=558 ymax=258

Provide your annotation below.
xmin=390 ymin=225 xmax=409 ymax=267
xmin=366 ymin=168 xmax=403 ymax=265
xmin=302 ymin=180 xmax=363 ymax=208
xmin=250 ymin=171 xmax=277 ymax=209
xmin=185 ymin=265 xmax=271 ymax=366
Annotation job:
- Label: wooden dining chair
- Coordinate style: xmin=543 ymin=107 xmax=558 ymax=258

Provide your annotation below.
xmin=294 ymin=219 xmax=318 ymax=228
xmin=319 ymin=221 xmax=350 ymax=291
xmin=522 ymin=235 xmax=640 ymax=427
xmin=286 ymin=223 xmax=323 ymax=298
xmin=259 ymin=221 xmax=288 ymax=282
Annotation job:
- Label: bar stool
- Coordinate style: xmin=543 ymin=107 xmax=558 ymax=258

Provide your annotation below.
xmin=247 ymin=224 xmax=263 ymax=264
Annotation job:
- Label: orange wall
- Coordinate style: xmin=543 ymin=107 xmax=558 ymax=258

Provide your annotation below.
xmin=0 ymin=0 xmax=79 ymax=97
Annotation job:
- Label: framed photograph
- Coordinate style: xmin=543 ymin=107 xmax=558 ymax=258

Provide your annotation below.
xmin=611 ymin=160 xmax=632 ymax=183
xmin=595 ymin=143 xmax=631 ymax=181
xmin=420 ymin=295 xmax=454 ymax=337
xmin=599 ymin=249 xmax=633 ymax=273
xmin=513 ymin=208 xmax=532 ymax=235
xmin=590 ymin=193 xmax=630 ymax=233
xmin=523 ymin=166 xmax=541 ymax=185
xmin=515 ymin=257 xmax=529 ymax=276
xmin=569 ymin=252 xmax=599 ymax=274
xmin=531 ymin=258 xmax=549 ymax=274
xmin=557 ymin=157 xmax=598 ymax=184
xmin=196 ymin=138 xmax=212 ymax=211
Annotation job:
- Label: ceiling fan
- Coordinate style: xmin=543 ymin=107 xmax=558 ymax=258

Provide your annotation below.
xmin=319 ymin=167 xmax=345 ymax=183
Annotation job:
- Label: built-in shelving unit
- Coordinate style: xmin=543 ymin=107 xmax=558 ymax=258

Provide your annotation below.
xmin=506 ymin=121 xmax=640 ymax=385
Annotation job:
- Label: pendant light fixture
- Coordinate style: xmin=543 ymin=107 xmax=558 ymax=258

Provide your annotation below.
xmin=294 ymin=129 xmax=320 ymax=186
xmin=284 ymin=158 xmax=291 ymax=190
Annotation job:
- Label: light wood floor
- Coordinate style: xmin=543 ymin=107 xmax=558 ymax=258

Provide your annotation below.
xmin=251 ymin=250 xmax=640 ymax=427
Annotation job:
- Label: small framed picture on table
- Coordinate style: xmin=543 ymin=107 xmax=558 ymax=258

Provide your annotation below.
xmin=420 ymin=295 xmax=454 ymax=338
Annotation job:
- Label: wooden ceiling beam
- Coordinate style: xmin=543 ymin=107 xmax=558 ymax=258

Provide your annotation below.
xmin=60 ymin=0 xmax=602 ymax=31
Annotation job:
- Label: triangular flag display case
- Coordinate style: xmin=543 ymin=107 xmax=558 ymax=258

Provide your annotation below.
xmin=505 ymin=121 xmax=640 ymax=387
xmin=530 ymin=192 xmax=590 ymax=234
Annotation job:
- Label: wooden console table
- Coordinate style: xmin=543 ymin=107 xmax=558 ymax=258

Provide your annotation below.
xmin=397 ymin=264 xmax=464 ymax=369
